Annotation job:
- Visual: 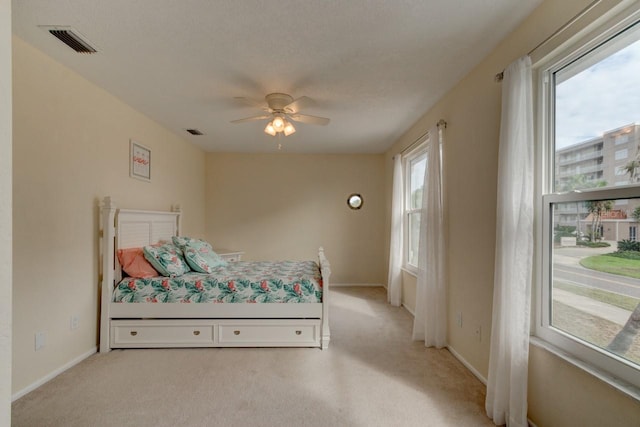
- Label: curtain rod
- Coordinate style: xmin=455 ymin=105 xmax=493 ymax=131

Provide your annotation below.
xmin=495 ymin=0 xmax=602 ymax=82
xmin=398 ymin=119 xmax=447 ymax=156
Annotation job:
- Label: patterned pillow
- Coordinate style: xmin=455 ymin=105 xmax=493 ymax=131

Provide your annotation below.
xmin=172 ymin=236 xmax=227 ymax=273
xmin=143 ymin=243 xmax=190 ymax=277
xmin=171 ymin=236 xmax=194 ymax=248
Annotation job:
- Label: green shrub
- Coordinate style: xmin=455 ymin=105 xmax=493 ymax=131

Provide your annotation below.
xmin=608 ymin=251 xmax=640 ymax=260
xmin=617 ymin=239 xmax=640 ymax=252
xmin=554 ymin=225 xmax=576 ymax=243
xmin=586 ymin=231 xmax=599 ymax=242
xmin=576 ymin=241 xmax=611 ymax=248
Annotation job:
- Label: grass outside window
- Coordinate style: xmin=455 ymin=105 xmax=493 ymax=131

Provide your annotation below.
xmin=580 ymin=254 xmax=640 ymax=279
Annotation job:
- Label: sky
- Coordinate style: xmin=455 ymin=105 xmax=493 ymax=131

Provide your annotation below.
xmin=555 ymin=34 xmax=640 ymax=149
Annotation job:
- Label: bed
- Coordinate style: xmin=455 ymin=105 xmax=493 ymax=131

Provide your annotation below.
xmin=99 ymin=196 xmax=331 ymax=352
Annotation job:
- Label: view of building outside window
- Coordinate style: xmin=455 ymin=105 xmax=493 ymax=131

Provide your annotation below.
xmin=551 ymin=29 xmax=640 ymax=368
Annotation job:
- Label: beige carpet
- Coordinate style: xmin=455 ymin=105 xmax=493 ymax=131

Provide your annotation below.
xmin=12 ymin=287 xmax=493 ymax=427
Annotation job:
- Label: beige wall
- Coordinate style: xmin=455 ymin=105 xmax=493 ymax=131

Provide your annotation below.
xmin=528 ymin=345 xmax=640 ymax=426
xmin=205 ymin=153 xmax=385 ymax=284
xmin=1 ymin=0 xmax=11 ymax=422
xmin=384 ymin=0 xmax=640 ymax=424
xmin=12 ymin=37 xmax=206 ymax=394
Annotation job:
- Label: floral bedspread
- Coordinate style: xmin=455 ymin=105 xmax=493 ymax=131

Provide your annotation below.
xmin=113 ymin=260 xmax=322 ymax=304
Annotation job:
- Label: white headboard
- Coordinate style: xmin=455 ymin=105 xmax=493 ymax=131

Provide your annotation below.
xmin=100 ymin=196 xmax=181 ymax=352
xmin=117 ymin=210 xmax=180 ymax=250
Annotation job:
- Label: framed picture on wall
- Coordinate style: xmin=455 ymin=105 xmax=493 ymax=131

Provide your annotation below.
xmin=130 ymin=140 xmax=151 ymax=182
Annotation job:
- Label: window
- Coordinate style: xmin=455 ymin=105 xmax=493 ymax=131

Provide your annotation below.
xmin=615 ymin=149 xmax=629 ymax=160
xmin=538 ymin=11 xmax=640 ymax=391
xmin=404 ymin=146 xmax=427 ymax=272
xmin=616 ymin=134 xmax=630 ymax=145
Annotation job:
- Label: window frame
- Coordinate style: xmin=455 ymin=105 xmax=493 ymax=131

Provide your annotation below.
xmin=535 ymin=4 xmax=640 ymax=393
xmin=403 ymin=143 xmax=428 ymax=274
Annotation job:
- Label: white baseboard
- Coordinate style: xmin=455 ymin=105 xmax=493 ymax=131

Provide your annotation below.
xmin=447 ymin=346 xmax=539 ymax=427
xmin=331 ymin=283 xmax=384 ymax=287
xmin=401 ymin=303 xmax=415 ymax=316
xmin=448 ymin=346 xmax=540 ymax=427
xmin=401 ymin=307 xmax=484 ymax=383
xmin=12 ymin=346 xmax=97 ymax=401
xmin=446 ymin=345 xmax=487 ymax=385
xmin=403 ymin=307 xmax=537 ymax=426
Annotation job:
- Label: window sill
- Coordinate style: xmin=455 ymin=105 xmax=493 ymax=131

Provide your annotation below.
xmin=530 ymin=336 xmax=640 ymax=402
xmin=401 ymin=267 xmax=418 ymax=278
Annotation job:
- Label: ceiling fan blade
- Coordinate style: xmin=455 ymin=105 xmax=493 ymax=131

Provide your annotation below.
xmin=234 ymin=97 xmax=269 ymax=111
xmin=230 ymin=115 xmax=271 ymax=124
xmin=288 ymin=113 xmax=330 ymax=126
xmin=284 ymin=96 xmax=314 ymax=114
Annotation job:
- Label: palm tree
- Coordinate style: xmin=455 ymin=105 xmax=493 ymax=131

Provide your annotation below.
xmin=585 ymin=199 xmax=613 ymax=241
xmin=557 ymin=173 xmax=589 ymax=192
xmin=623 ymin=159 xmax=640 ymax=183
xmin=560 ymin=175 xmax=612 ymax=241
xmin=608 ymin=303 xmax=640 ymax=355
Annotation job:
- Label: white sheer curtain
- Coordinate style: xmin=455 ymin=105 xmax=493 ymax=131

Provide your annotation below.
xmin=412 ymin=124 xmax=447 ymax=348
xmin=485 ymin=55 xmax=534 ymax=427
xmin=387 ymin=155 xmax=403 ymax=307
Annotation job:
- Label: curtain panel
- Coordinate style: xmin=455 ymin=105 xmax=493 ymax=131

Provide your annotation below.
xmin=412 ymin=124 xmax=447 ymax=348
xmin=485 ymin=55 xmax=534 ymax=427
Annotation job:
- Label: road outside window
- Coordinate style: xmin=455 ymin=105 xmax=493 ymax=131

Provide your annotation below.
xmin=552 ymin=198 xmax=640 ymax=368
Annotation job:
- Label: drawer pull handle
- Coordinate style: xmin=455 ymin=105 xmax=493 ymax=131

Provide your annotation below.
xmin=193 ymin=330 xmax=200 ymax=336
xmin=130 ymin=331 xmax=138 ymax=336
xmin=295 ymin=330 xmax=302 ymax=335
xmin=234 ymin=330 xmax=241 ymax=335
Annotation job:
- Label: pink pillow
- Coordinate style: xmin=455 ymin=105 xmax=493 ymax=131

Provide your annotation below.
xmin=117 ymin=247 xmax=159 ymax=278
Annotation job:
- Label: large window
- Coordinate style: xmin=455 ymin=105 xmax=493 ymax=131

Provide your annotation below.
xmin=404 ymin=146 xmax=427 ymax=272
xmin=538 ymin=10 xmax=640 ymax=390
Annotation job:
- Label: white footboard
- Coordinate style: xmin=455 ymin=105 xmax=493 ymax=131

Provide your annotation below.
xmin=318 ymin=247 xmax=331 ymax=350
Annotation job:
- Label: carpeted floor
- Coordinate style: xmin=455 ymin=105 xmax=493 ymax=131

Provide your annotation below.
xmin=12 ymin=286 xmax=493 ymax=427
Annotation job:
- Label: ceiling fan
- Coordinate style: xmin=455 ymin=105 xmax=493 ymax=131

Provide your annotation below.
xmin=231 ymin=93 xmax=330 ymax=136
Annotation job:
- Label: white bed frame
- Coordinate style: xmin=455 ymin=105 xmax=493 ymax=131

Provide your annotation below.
xmin=99 ymin=197 xmax=330 ymax=352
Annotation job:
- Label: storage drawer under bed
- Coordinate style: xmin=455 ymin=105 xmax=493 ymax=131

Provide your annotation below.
xmin=218 ymin=320 xmax=319 ymax=346
xmin=111 ymin=320 xmax=215 ymax=348
xmin=110 ymin=319 xmax=321 ymax=348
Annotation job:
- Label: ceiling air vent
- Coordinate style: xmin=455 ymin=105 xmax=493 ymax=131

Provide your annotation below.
xmin=39 ymin=26 xmax=97 ymax=54
xmin=186 ymin=129 xmax=204 ymax=136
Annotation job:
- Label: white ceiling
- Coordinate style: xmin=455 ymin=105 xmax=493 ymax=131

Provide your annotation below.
xmin=12 ymin=1 xmax=542 ymax=153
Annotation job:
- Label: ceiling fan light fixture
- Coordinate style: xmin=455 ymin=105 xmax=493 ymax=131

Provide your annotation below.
xmin=264 ymin=122 xmax=277 ymax=136
xmin=283 ymin=121 xmax=296 ymax=136
xmin=272 ymin=115 xmax=285 ymax=132
xmin=232 ymin=93 xmax=330 ymax=139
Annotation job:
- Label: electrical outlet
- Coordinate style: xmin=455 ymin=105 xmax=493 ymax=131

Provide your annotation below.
xmin=70 ymin=315 xmax=79 ymax=330
xmin=474 ymin=324 xmax=482 ymax=342
xmin=456 ymin=312 xmax=463 ymax=328
xmin=35 ymin=332 xmax=46 ymax=351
